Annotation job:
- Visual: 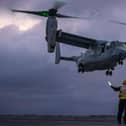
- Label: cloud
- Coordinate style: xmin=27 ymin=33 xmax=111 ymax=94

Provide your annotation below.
xmin=0 ymin=10 xmax=41 ymax=31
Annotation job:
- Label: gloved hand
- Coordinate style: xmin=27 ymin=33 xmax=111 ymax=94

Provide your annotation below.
xmin=108 ymin=81 xmax=112 ymax=86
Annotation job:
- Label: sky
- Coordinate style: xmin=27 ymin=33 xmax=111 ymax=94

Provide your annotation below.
xmin=1 ymin=0 xmax=126 ymax=115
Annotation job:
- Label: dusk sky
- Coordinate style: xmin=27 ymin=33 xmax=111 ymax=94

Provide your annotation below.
xmin=1 ymin=0 xmax=126 ymax=115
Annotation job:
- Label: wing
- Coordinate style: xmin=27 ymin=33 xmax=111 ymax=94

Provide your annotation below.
xmin=56 ymin=30 xmax=97 ymax=49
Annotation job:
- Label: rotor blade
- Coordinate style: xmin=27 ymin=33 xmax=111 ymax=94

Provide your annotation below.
xmin=110 ymin=20 xmax=126 ymax=26
xmin=53 ymin=1 xmax=66 ymax=10
xmin=11 ymin=9 xmax=49 ymax=17
xmin=56 ymin=13 xmax=88 ymax=19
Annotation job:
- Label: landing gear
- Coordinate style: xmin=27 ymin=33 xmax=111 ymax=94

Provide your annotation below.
xmin=78 ymin=64 xmax=85 ymax=73
xmin=118 ymin=55 xmax=124 ymax=65
xmin=118 ymin=60 xmax=123 ymax=65
xmin=105 ymin=70 xmax=112 ymax=76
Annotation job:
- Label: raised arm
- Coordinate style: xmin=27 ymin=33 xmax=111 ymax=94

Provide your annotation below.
xmin=111 ymin=86 xmax=121 ymax=92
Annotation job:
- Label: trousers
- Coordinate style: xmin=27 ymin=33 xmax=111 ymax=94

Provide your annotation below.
xmin=117 ymin=99 xmax=126 ymax=124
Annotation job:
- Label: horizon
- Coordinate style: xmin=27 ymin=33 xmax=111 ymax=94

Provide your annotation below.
xmin=0 ymin=0 xmax=126 ymax=115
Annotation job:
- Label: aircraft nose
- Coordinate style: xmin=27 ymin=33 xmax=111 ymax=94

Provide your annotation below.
xmin=117 ymin=47 xmax=126 ymax=56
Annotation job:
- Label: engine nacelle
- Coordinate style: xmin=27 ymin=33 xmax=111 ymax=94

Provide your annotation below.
xmin=46 ymin=16 xmax=57 ymax=53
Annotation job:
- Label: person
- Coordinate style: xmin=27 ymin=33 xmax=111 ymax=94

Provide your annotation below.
xmin=110 ymin=80 xmax=126 ymax=124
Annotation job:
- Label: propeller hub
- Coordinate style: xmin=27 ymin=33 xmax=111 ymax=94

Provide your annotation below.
xmin=49 ymin=9 xmax=57 ymax=16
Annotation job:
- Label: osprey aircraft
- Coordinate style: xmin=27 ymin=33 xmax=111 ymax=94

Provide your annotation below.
xmin=12 ymin=1 xmax=126 ymax=76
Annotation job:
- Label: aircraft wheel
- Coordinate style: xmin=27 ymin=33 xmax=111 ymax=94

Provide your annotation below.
xmin=106 ymin=71 xmax=109 ymax=76
xmin=78 ymin=64 xmax=84 ymax=73
xmin=78 ymin=68 xmax=81 ymax=73
xmin=120 ymin=61 xmax=123 ymax=65
xmin=78 ymin=68 xmax=83 ymax=73
xmin=106 ymin=70 xmax=112 ymax=76
xmin=78 ymin=69 xmax=85 ymax=73
xmin=119 ymin=60 xmax=123 ymax=65
xmin=109 ymin=71 xmax=112 ymax=76
xmin=82 ymin=68 xmax=85 ymax=73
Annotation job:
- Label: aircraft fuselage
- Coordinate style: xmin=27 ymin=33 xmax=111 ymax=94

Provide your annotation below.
xmin=77 ymin=42 xmax=126 ymax=72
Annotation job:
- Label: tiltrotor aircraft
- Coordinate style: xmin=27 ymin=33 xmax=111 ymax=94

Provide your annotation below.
xmin=12 ymin=1 xmax=126 ymax=76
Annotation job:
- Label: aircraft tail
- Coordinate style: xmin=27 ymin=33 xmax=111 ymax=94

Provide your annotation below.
xmin=55 ymin=42 xmax=78 ymax=64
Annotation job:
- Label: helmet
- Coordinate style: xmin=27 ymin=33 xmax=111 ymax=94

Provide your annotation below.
xmin=123 ymin=80 xmax=126 ymax=85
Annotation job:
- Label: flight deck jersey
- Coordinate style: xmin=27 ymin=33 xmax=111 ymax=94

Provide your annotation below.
xmin=119 ymin=85 xmax=126 ymax=100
